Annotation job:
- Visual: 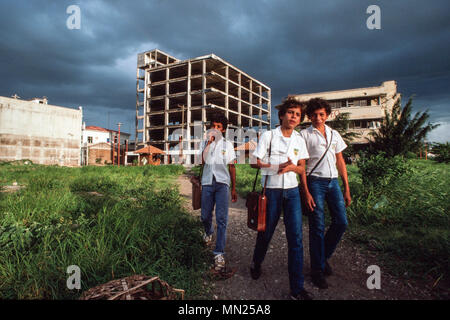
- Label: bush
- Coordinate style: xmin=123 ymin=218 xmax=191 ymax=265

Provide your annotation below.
xmin=405 ymin=151 xmax=417 ymax=159
xmin=356 ymin=152 xmax=412 ymax=187
xmin=432 ymin=142 xmax=450 ymax=163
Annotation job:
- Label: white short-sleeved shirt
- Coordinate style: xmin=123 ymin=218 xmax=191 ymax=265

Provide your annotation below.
xmin=252 ymin=126 xmax=309 ymax=189
xmin=300 ymin=125 xmax=347 ymax=179
xmin=201 ymin=138 xmax=236 ymax=186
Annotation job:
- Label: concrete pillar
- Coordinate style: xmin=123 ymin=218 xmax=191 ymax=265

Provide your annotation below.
xmin=186 ymin=61 xmax=192 ymax=165
xmin=164 ymin=68 xmax=169 ymax=164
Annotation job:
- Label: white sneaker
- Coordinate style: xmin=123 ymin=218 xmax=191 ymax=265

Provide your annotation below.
xmin=203 ymin=233 xmax=213 ymax=245
xmin=214 ymin=254 xmax=225 ymax=271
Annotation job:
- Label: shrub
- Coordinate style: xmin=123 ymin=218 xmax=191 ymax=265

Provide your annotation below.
xmin=432 ymin=142 xmax=450 ymax=163
xmin=356 ymin=152 xmax=412 ymax=187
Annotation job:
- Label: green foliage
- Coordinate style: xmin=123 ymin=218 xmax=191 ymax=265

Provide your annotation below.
xmin=329 ymin=112 xmax=360 ymax=146
xmin=357 ymin=152 xmax=412 ymax=187
xmin=431 ymin=142 xmax=450 ymax=163
xmin=346 ymin=160 xmax=449 ymax=296
xmin=0 ymin=164 xmax=207 ymax=299
xmin=368 ymin=97 xmax=439 ymax=157
xmin=328 ymin=112 xmax=361 ymax=162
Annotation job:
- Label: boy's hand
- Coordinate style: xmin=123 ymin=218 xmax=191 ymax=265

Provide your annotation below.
xmin=344 ymin=189 xmax=352 ymax=207
xmin=304 ymin=191 xmax=316 ymax=212
xmin=277 ymin=158 xmax=296 ymax=174
xmin=231 ymin=189 xmax=237 ymax=202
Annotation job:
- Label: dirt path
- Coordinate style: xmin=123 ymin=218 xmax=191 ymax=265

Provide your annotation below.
xmin=177 ymin=174 xmax=435 ymax=300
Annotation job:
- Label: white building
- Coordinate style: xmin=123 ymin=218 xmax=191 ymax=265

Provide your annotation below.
xmin=0 ymin=95 xmax=82 ymax=166
xmin=291 ymin=80 xmax=401 ymax=144
xmin=81 ymin=124 xmax=131 ymax=165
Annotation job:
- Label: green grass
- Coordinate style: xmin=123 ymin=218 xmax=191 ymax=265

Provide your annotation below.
xmin=0 ymin=163 xmax=210 ymax=299
xmin=346 ymin=159 xmax=449 ymax=296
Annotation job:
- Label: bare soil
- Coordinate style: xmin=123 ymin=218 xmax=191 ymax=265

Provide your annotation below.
xmin=177 ymin=174 xmax=436 ymax=300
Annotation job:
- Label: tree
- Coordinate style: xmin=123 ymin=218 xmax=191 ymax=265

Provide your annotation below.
xmin=367 ymin=97 xmax=439 ymax=157
xmin=329 ymin=112 xmax=360 ymax=162
xmin=329 ymin=112 xmax=360 ymax=146
xmin=431 ymin=142 xmax=450 ymax=163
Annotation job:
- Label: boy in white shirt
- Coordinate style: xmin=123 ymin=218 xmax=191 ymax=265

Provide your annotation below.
xmin=201 ymin=112 xmax=237 ymax=271
xmin=300 ymin=98 xmax=351 ymax=290
xmin=249 ymin=97 xmax=313 ymax=300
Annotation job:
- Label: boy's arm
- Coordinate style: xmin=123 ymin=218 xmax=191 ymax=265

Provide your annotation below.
xmin=228 ymin=163 xmax=237 ymax=202
xmin=336 ymin=152 xmax=351 ymax=207
xmin=201 ymin=138 xmax=213 ymax=165
xmin=298 ymin=159 xmax=316 ymax=211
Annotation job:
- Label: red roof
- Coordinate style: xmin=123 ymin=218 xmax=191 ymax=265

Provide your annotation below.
xmin=235 ymin=140 xmax=257 ymax=151
xmin=85 ymin=126 xmax=130 ymax=136
xmin=135 ymin=145 xmax=165 ymax=154
xmin=86 ymin=126 xmax=109 ymax=132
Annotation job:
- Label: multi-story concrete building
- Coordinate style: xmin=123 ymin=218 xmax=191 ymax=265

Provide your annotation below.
xmin=291 ymin=80 xmax=401 ymax=144
xmin=135 ymin=49 xmax=271 ymax=164
xmin=0 ymin=95 xmax=82 ymax=166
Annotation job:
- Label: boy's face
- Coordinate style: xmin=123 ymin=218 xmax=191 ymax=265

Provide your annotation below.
xmin=210 ymin=122 xmax=225 ymax=133
xmin=207 ymin=121 xmax=225 ymax=141
xmin=280 ymin=106 xmax=302 ymax=129
xmin=309 ymin=108 xmax=329 ymax=128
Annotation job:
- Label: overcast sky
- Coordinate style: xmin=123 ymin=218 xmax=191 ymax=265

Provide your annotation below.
xmin=1 ymin=0 xmax=449 ymax=142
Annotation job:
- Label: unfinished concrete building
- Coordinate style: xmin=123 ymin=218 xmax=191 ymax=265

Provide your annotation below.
xmin=135 ymin=49 xmax=271 ymax=164
xmin=292 ymin=80 xmax=401 ymax=144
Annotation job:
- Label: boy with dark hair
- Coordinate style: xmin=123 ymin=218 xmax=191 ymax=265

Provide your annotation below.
xmin=278 ymin=97 xmax=307 ymax=123
xmin=201 ymin=112 xmax=237 ymax=271
xmin=250 ymin=97 xmax=313 ymax=300
xmin=300 ymin=98 xmax=351 ymax=289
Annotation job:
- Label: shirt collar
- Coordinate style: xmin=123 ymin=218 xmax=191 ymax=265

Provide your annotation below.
xmin=275 ymin=125 xmax=298 ymax=138
xmin=310 ymin=124 xmax=332 ymax=135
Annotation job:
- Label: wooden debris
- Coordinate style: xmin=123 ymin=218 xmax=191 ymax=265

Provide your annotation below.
xmin=79 ymin=274 xmax=185 ymax=300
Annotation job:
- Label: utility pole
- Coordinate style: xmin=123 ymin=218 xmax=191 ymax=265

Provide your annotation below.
xmin=125 ymin=139 xmax=128 ymax=166
xmin=112 ymin=139 xmax=115 ymax=165
xmin=117 ymin=123 xmax=122 ymax=167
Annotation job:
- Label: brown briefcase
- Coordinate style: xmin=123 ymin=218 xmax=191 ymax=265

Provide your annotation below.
xmin=246 ymin=191 xmax=267 ymax=232
xmin=190 ymin=175 xmax=202 ymax=210
xmin=245 ymin=132 xmax=272 ymax=232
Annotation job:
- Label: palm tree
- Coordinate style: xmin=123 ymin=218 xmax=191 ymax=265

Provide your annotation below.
xmin=328 ymin=112 xmax=360 ymax=162
xmin=368 ymin=97 xmax=439 ymax=157
xmin=329 ymin=112 xmax=360 ymax=146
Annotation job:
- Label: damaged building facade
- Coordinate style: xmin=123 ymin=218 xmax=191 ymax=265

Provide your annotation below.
xmin=292 ymin=80 xmax=401 ymax=144
xmin=0 ymin=96 xmax=82 ymax=166
xmin=135 ymin=49 xmax=271 ymax=164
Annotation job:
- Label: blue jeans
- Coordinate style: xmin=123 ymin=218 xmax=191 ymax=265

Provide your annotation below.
xmin=252 ymin=187 xmax=305 ymax=295
xmin=201 ymin=177 xmax=229 ymax=256
xmin=307 ymin=176 xmax=348 ymax=274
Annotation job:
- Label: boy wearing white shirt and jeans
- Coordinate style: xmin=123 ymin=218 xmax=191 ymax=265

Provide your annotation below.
xmin=250 ymin=98 xmax=313 ymax=300
xmin=201 ymin=113 xmax=237 ymax=271
xmin=300 ymin=98 xmax=352 ymax=289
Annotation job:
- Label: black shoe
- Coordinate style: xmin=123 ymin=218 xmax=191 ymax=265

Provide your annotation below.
xmin=324 ymin=261 xmax=333 ymax=277
xmin=250 ymin=262 xmax=261 ymax=280
xmin=291 ymin=289 xmax=313 ymax=300
xmin=312 ymin=272 xmax=329 ymax=289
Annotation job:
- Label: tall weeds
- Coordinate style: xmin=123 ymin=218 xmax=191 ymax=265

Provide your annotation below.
xmin=0 ymin=164 xmax=208 ymax=299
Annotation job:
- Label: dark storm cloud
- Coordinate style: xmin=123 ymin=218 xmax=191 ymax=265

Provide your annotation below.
xmin=0 ymin=0 xmax=449 ymax=141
